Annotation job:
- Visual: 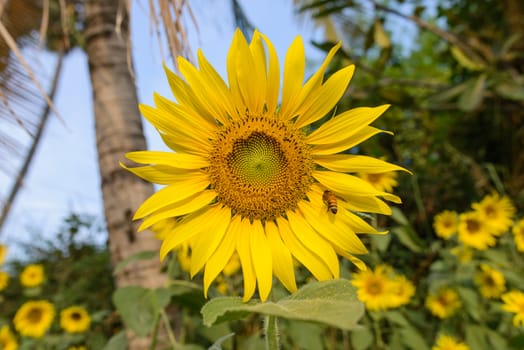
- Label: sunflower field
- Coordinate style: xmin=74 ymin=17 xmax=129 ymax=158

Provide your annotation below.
xmin=1 ymin=0 xmax=524 ymax=349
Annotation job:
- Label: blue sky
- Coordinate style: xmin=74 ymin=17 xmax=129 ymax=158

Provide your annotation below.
xmin=0 ymin=0 xmax=326 ymax=259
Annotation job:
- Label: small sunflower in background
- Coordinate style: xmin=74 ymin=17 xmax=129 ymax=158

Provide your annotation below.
xmin=123 ymin=29 xmax=407 ymax=301
xmin=0 ymin=244 xmax=7 ymax=265
xmin=425 ymin=287 xmax=462 ymax=319
xmin=13 ymin=300 xmax=55 ymax=338
xmin=0 ymin=271 xmax=9 ymax=291
xmin=450 ymin=246 xmax=473 ymax=264
xmin=474 ymin=264 xmax=506 ymax=299
xmin=60 ymin=306 xmax=91 ymax=333
xmin=389 ymin=274 xmax=416 ymax=308
xmin=501 ymin=290 xmax=524 ymax=327
xmin=0 ymin=325 xmax=18 ymax=350
xmin=20 ymin=264 xmax=45 ymax=288
xmin=432 ymin=335 xmax=470 ymax=350
xmin=433 ymin=210 xmax=459 ymax=240
xmin=472 ymin=193 xmax=515 ymax=235
xmin=457 ymin=212 xmax=495 ymax=250
xmin=67 ymin=346 xmax=87 ymax=350
xmin=358 ymin=170 xmax=398 ymax=193
xmin=512 ymin=218 xmax=524 ymax=252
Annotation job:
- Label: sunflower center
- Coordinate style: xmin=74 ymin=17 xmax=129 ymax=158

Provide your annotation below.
xmin=27 ymin=308 xmax=43 ymax=323
xmin=208 ymin=115 xmax=313 ymax=221
xmin=71 ymin=312 xmax=82 ymax=321
xmin=466 ymin=219 xmax=480 ymax=233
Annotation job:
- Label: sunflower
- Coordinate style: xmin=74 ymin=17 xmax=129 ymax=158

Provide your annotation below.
xmin=0 ymin=244 xmax=6 ymax=265
xmin=123 ymin=29 xmax=406 ymax=301
xmin=457 ymin=211 xmax=495 ymax=250
xmin=0 ymin=271 xmax=9 ymax=291
xmin=351 ymin=265 xmax=395 ymax=311
xmin=358 ymin=171 xmax=398 ymax=193
xmin=501 ymin=290 xmax=524 ymax=327
xmin=432 ymin=335 xmax=470 ymax=350
xmin=472 ymin=193 xmax=515 ymax=235
xmin=433 ymin=210 xmax=459 ymax=240
xmin=20 ymin=264 xmax=45 ymax=288
xmin=60 ymin=306 xmax=91 ymax=333
xmin=474 ymin=263 xmax=506 ymax=299
xmin=512 ymin=218 xmax=524 ymax=252
xmin=389 ymin=274 xmax=415 ymax=308
xmin=13 ymin=300 xmax=55 ymax=338
xmin=0 ymin=325 xmax=18 ymax=350
xmin=425 ymin=287 xmax=461 ymax=319
xmin=450 ymin=246 xmax=473 ymax=264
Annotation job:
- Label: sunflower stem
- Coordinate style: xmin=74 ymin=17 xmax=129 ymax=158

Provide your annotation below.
xmin=161 ymin=309 xmax=178 ymax=348
xmin=264 ymin=315 xmax=280 ymax=350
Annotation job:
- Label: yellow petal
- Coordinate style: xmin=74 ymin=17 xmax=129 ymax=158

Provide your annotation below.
xmin=311 ymin=126 xmax=391 ymax=156
xmin=276 ymin=217 xmax=332 ymax=281
xmin=313 ymin=170 xmax=384 ymax=197
xmin=120 ymin=163 xmax=183 ymax=185
xmin=160 ymin=206 xmax=214 ymax=260
xmin=134 ymin=172 xmax=209 ymax=219
xmin=125 ymin=151 xmax=209 ymax=169
xmin=298 ymin=199 xmax=368 ymax=254
xmin=342 ymin=195 xmax=392 ymax=215
xmin=160 ymin=132 xmax=211 ymax=157
xmin=279 ymin=36 xmax=305 ymax=120
xmin=287 ymin=211 xmax=339 ymax=278
xmin=265 ymin=221 xmax=297 ymax=293
xmin=314 ymin=154 xmax=410 ymax=174
xmin=295 ymin=65 xmax=355 ymax=129
xmin=203 ymin=220 xmax=238 ymax=297
xmin=250 ymin=220 xmax=273 ymax=302
xmin=339 ymin=210 xmax=384 ymax=234
xmin=259 ymin=33 xmax=280 ymax=114
xmin=306 ymin=105 xmax=390 ymax=144
xmin=236 ymin=217 xmax=257 ymax=301
xmin=190 ymin=206 xmax=231 ymax=278
xmin=137 ymin=190 xmax=217 ymax=231
xmin=248 ymin=31 xmax=267 ymax=113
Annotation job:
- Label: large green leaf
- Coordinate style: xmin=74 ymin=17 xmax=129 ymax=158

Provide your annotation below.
xmin=201 ymin=280 xmax=364 ymax=330
xmin=458 ymin=74 xmax=487 ymax=111
xmin=112 ymin=286 xmax=172 ymax=337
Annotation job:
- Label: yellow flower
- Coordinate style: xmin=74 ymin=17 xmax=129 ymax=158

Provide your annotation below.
xmin=0 ymin=244 xmax=7 ymax=265
xmin=150 ymin=218 xmax=177 ymax=240
xmin=123 ymin=29 xmax=406 ymax=301
xmin=0 ymin=325 xmax=18 ymax=350
xmin=20 ymin=264 xmax=45 ymax=288
xmin=432 ymin=335 xmax=470 ymax=350
xmin=60 ymin=306 xmax=91 ymax=333
xmin=501 ymin=290 xmax=524 ymax=327
xmin=512 ymin=218 xmax=524 ymax=252
xmin=351 ymin=265 xmax=395 ymax=311
xmin=389 ymin=274 xmax=415 ymax=308
xmin=68 ymin=347 xmax=87 ymax=350
xmin=0 ymin=271 xmax=9 ymax=291
xmin=472 ymin=193 xmax=515 ymax=235
xmin=358 ymin=171 xmax=398 ymax=193
xmin=433 ymin=210 xmax=459 ymax=240
xmin=474 ymin=264 xmax=506 ymax=299
xmin=425 ymin=287 xmax=461 ymax=319
xmin=457 ymin=212 xmax=495 ymax=250
xmin=13 ymin=300 xmax=55 ymax=338
xmin=450 ymin=246 xmax=473 ymax=263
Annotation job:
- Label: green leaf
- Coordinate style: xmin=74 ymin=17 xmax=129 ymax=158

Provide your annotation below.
xmin=457 ymin=287 xmax=481 ymax=321
xmin=113 ymin=250 xmax=158 ymax=275
xmin=450 ymin=45 xmax=485 ymax=71
xmin=465 ymin=325 xmax=490 ymax=350
xmin=208 ymin=333 xmax=235 ymax=350
xmin=350 ymin=328 xmax=374 ymax=350
xmin=112 ymin=286 xmax=171 ymax=337
xmin=391 ymin=226 xmax=424 ymax=253
xmin=370 ymin=233 xmax=391 ymax=252
xmin=458 ymin=74 xmax=487 ymax=111
xmin=102 ymin=331 xmax=128 ymax=350
xmin=486 ymin=328 xmax=508 ymax=349
xmin=495 ymin=81 xmax=524 ymax=101
xmin=201 ymin=280 xmax=364 ymax=330
xmin=510 ymin=333 xmax=524 ymax=349
xmin=399 ymin=325 xmax=430 ymax=350
xmin=287 ymin=321 xmax=324 ymax=350
xmin=384 ymin=310 xmax=409 ymax=326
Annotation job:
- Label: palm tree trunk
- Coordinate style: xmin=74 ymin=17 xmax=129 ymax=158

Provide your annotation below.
xmin=83 ymin=1 xmax=167 ymax=348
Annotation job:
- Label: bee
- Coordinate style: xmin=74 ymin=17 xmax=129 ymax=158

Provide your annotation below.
xmin=322 ymin=190 xmax=338 ymax=214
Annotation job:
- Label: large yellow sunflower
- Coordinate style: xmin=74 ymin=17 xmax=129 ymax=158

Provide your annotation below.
xmin=20 ymin=264 xmax=45 ymax=288
xmin=512 ymin=218 xmax=524 ymax=252
xmin=457 ymin=211 xmax=495 ymax=250
xmin=124 ymin=29 xmax=406 ymax=301
xmin=432 ymin=335 xmax=470 ymax=350
xmin=472 ymin=193 xmax=515 ymax=235
xmin=0 ymin=325 xmax=18 ymax=350
xmin=13 ymin=300 xmax=55 ymax=338
xmin=474 ymin=263 xmax=506 ymax=299
xmin=501 ymin=290 xmax=524 ymax=327
xmin=60 ymin=306 xmax=91 ymax=333
xmin=425 ymin=287 xmax=461 ymax=319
